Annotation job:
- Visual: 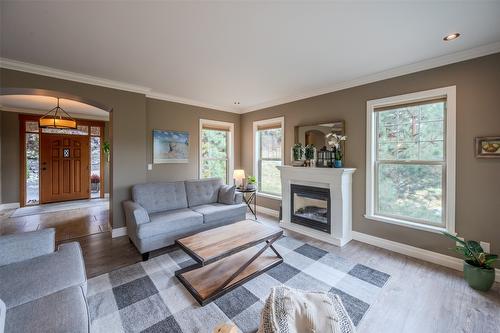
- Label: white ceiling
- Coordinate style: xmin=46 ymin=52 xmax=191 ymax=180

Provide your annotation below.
xmin=0 ymin=95 xmax=110 ymax=120
xmin=1 ymin=1 xmax=500 ymax=113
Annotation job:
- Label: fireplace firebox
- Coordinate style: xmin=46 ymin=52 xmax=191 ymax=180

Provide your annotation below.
xmin=290 ymin=184 xmax=331 ymax=233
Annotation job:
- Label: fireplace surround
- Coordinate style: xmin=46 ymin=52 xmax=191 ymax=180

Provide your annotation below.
xmin=277 ymin=166 xmax=356 ymax=246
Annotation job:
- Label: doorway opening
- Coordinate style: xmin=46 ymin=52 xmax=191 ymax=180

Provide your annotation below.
xmin=21 ymin=114 xmax=107 ymax=205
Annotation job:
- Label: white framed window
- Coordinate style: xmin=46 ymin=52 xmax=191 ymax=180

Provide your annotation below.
xmin=253 ymin=117 xmax=284 ymax=198
xmin=199 ymin=119 xmax=234 ymax=184
xmin=366 ymin=86 xmax=456 ymax=234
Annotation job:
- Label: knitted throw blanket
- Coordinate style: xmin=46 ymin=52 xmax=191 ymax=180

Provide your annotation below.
xmin=257 ymin=287 xmax=356 ymax=333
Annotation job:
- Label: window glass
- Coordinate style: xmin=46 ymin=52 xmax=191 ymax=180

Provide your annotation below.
xmin=26 ymin=133 xmax=40 ymax=205
xmin=90 ymin=136 xmax=101 ymax=198
xmin=200 ymin=128 xmax=229 ymax=183
xmin=90 ymin=126 xmax=101 ymax=136
xmin=374 ymin=100 xmax=446 ymax=226
xmin=257 ymin=126 xmax=282 ymax=196
xmin=26 ymin=121 xmax=39 ymax=133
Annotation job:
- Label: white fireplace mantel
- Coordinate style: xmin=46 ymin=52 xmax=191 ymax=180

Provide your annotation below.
xmin=277 ymin=166 xmax=356 ymax=247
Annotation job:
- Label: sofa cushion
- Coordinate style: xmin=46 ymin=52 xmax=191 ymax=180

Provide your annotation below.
xmin=132 ymin=181 xmax=187 ymax=214
xmin=218 ymin=185 xmax=236 ymax=205
xmin=5 ymin=286 xmax=88 ymax=333
xmin=137 ymin=208 xmax=203 ymax=239
xmin=191 ymin=203 xmax=247 ymax=224
xmin=0 ymin=242 xmax=86 ymax=309
xmin=185 ymin=178 xmax=223 ymax=207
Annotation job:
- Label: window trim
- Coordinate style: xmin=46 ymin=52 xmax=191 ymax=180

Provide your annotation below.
xmin=253 ymin=116 xmax=284 ymax=199
xmin=199 ymin=119 xmax=234 ymax=184
xmin=365 ymin=86 xmax=456 ymax=234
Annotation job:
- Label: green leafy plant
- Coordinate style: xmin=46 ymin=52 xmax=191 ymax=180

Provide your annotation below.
xmin=247 ymin=176 xmax=256 ymax=184
xmin=103 ymin=141 xmax=110 ymax=162
xmin=304 ymin=144 xmax=315 ymax=160
xmin=443 ymin=232 xmax=498 ymax=269
xmin=292 ymin=143 xmax=303 ymax=161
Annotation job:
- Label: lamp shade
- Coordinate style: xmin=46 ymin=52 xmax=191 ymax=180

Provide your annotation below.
xmin=233 ymin=169 xmax=245 ymax=181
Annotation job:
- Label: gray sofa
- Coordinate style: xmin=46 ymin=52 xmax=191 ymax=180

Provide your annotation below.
xmin=123 ymin=178 xmax=246 ymax=260
xmin=0 ymin=228 xmax=88 ymax=333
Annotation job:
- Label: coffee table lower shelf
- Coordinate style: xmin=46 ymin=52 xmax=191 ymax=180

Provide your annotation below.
xmin=175 ymin=246 xmax=283 ymax=306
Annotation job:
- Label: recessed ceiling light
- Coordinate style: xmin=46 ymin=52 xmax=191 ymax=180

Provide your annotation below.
xmin=443 ymin=33 xmax=460 ymax=41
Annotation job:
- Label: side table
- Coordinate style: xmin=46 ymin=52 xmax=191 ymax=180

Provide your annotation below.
xmin=236 ymin=188 xmax=257 ymax=220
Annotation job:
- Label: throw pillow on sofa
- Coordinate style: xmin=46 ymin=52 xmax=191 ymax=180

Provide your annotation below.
xmin=218 ymin=185 xmax=236 ymax=204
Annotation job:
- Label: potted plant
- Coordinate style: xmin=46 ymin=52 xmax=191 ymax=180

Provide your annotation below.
xmin=292 ymin=143 xmax=304 ymax=161
xmin=246 ymin=176 xmax=257 ymax=190
xmin=326 ymin=132 xmax=347 ymax=168
xmin=103 ymin=141 xmax=110 ymax=162
xmin=304 ymin=144 xmax=316 ymax=167
xmin=443 ymin=232 xmax=498 ymax=291
xmin=90 ymin=174 xmax=100 ymax=193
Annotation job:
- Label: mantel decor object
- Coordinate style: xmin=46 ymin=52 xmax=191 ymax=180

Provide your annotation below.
xmin=326 ymin=132 xmax=347 ymax=168
xmin=304 ymin=144 xmax=316 ymax=167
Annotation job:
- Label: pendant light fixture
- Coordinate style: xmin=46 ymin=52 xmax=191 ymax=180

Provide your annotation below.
xmin=39 ymin=98 xmax=77 ymax=129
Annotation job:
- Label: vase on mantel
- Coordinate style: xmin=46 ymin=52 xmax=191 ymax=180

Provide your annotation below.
xmin=334 ymin=159 xmax=343 ymax=168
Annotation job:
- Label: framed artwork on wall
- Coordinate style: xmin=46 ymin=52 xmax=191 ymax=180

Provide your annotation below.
xmin=153 ymin=129 xmax=189 ymax=163
xmin=475 ymin=136 xmax=500 ymax=158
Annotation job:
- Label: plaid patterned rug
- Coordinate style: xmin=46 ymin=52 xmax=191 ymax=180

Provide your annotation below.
xmin=88 ymin=236 xmax=390 ymax=333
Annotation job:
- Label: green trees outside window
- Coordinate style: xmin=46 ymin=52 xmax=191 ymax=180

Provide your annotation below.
xmin=201 ymin=129 xmax=228 ymax=183
xmin=375 ymin=100 xmax=446 ymax=225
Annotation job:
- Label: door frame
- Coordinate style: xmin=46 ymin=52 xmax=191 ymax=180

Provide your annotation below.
xmin=19 ymin=114 xmax=106 ymax=207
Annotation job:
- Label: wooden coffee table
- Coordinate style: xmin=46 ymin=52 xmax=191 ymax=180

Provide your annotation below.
xmin=175 ymin=220 xmax=283 ymax=305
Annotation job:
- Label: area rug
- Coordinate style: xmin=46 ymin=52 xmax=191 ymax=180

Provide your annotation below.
xmin=87 ymin=236 xmax=391 ymax=333
xmin=10 ymin=198 xmax=109 ymax=217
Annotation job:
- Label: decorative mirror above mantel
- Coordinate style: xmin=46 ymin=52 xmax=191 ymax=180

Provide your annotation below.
xmin=293 ymin=120 xmax=346 ymax=167
xmin=294 ymin=121 xmax=344 ymax=148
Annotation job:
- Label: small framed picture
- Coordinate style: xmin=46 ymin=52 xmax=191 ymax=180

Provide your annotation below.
xmin=475 ymin=136 xmax=500 ymax=158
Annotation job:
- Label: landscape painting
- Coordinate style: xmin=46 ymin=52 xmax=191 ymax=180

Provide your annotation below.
xmin=153 ymin=130 xmax=189 ymax=163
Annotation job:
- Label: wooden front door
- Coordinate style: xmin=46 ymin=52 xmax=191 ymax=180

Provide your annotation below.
xmin=40 ymin=134 xmax=90 ymax=203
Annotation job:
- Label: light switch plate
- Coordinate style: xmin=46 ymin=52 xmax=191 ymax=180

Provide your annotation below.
xmin=147 ymin=164 xmax=153 ymax=170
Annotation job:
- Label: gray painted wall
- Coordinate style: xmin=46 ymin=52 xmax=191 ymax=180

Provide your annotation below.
xmin=241 ymin=52 xmax=500 ymax=260
xmin=1 ymin=68 xmax=147 ymax=229
xmin=146 ymin=98 xmax=241 ymax=183
xmin=1 ymin=53 xmax=498 ymax=262
xmin=1 ymin=112 xmax=20 ymax=204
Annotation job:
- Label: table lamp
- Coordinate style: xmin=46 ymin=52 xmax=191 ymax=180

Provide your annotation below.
xmin=233 ymin=169 xmax=246 ymax=189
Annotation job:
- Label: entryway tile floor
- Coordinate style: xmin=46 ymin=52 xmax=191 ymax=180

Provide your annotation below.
xmin=0 ymin=199 xmax=110 ymax=241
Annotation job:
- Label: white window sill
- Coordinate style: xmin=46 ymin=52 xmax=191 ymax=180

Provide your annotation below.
xmin=364 ymin=214 xmax=450 ymax=234
xmin=257 ymin=192 xmax=282 ymax=200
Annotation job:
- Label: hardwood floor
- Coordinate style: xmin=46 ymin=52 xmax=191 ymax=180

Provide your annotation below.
xmin=1 ymin=205 xmax=499 ymax=332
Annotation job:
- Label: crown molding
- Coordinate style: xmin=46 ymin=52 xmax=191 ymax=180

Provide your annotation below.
xmin=2 ymin=41 xmax=499 ymax=115
xmin=0 ymin=58 xmax=150 ymax=94
xmin=0 ymin=58 xmax=241 ymax=114
xmin=244 ymin=41 xmax=500 ymax=113
xmin=145 ymin=91 xmax=242 ymax=114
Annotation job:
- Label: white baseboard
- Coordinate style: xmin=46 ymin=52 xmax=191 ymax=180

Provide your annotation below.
xmin=352 ymin=231 xmax=500 ymax=283
xmin=111 ymin=227 xmax=128 ymax=238
xmin=256 ymin=205 xmax=279 ymax=218
xmin=0 ymin=202 xmax=20 ymax=211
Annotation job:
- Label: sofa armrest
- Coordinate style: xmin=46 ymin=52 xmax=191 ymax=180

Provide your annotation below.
xmin=123 ymin=201 xmax=150 ymax=228
xmin=0 ymin=228 xmax=55 ymax=267
xmin=0 ymin=298 xmax=5 ymax=333
xmin=234 ymin=191 xmax=243 ymax=204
